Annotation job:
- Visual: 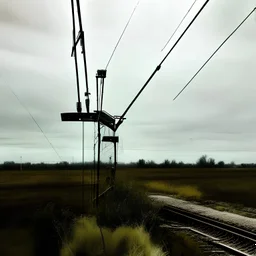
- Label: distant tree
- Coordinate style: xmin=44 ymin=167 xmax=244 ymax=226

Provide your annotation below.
xmin=137 ymin=159 xmax=146 ymax=168
xmin=4 ymin=161 xmax=15 ymax=165
xmin=178 ymin=161 xmax=185 ymax=168
xmin=146 ymin=160 xmax=157 ymax=168
xmin=170 ymin=160 xmax=177 ymax=167
xmin=217 ymin=161 xmax=225 ymax=168
xmin=3 ymin=161 xmax=17 ymax=170
xmin=162 ymin=159 xmax=170 ymax=168
xmin=196 ymin=155 xmax=216 ymax=167
xmin=208 ymin=158 xmax=215 ymax=167
xmin=229 ymin=161 xmax=236 ymax=168
xmin=196 ymin=155 xmax=208 ymax=167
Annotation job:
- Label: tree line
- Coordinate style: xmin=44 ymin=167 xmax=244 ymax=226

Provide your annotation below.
xmin=1 ymin=155 xmax=256 ymax=170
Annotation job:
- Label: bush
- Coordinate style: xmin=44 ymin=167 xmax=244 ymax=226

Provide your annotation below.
xmin=96 ymin=183 xmax=161 ymax=231
xmin=217 ymin=161 xmax=225 ymax=168
xmin=61 ymin=217 xmax=166 ymax=256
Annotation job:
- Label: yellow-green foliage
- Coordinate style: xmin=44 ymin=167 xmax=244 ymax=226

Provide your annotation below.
xmin=61 ymin=217 xmax=166 ymax=256
xmin=145 ymin=181 xmax=202 ymax=200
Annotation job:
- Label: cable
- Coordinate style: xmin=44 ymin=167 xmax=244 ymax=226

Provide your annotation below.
xmin=76 ymin=0 xmax=90 ymax=106
xmin=70 ymin=0 xmax=90 ymax=113
xmin=93 ymin=122 xmax=97 ymax=203
xmin=71 ymin=0 xmax=81 ymax=109
xmin=173 ymin=7 xmax=256 ymax=101
xmin=115 ymin=0 xmax=210 ymax=131
xmin=82 ymin=121 xmax=85 ymax=212
xmin=161 ymin=0 xmax=198 ymax=52
xmin=101 ymin=144 xmax=114 ymax=156
xmin=105 ymin=0 xmax=140 ymax=70
xmin=9 ymin=86 xmax=62 ymax=162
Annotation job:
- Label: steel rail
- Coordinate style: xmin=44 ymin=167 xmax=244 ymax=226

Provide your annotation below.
xmin=160 ymin=205 xmax=256 ymax=255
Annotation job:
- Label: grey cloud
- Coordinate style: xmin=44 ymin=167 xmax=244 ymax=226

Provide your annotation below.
xmin=0 ymin=0 xmax=68 ymax=34
xmin=1 ymin=0 xmax=256 ymax=163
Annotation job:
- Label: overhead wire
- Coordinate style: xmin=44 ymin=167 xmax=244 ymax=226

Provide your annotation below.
xmin=70 ymin=0 xmax=93 ymax=205
xmin=8 ymin=86 xmax=62 ymax=162
xmin=115 ymin=0 xmax=210 ymax=131
xmin=105 ymin=0 xmax=140 ymax=70
xmin=161 ymin=0 xmax=198 ymax=52
xmin=173 ymin=7 xmax=256 ymax=101
xmin=92 ymin=0 xmax=141 ymax=205
xmin=76 ymin=0 xmax=90 ymax=112
xmin=93 ymin=122 xmax=97 ymax=202
xmin=71 ymin=0 xmax=81 ymax=106
xmin=82 ymin=121 xmax=85 ymax=212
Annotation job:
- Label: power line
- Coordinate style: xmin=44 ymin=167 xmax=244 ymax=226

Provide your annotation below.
xmin=115 ymin=0 xmax=210 ymax=131
xmin=82 ymin=121 xmax=85 ymax=211
xmin=9 ymin=86 xmax=62 ymax=161
xmin=70 ymin=0 xmax=90 ymax=113
xmin=71 ymin=0 xmax=81 ymax=106
xmin=173 ymin=7 xmax=256 ymax=101
xmin=76 ymin=0 xmax=90 ymax=112
xmin=105 ymin=0 xmax=140 ymax=70
xmin=161 ymin=0 xmax=198 ymax=52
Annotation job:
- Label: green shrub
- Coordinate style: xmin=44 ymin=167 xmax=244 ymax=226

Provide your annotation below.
xmin=61 ymin=217 xmax=166 ymax=256
xmin=96 ymin=182 xmax=161 ymax=231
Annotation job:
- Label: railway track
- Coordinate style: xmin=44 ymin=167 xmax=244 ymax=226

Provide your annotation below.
xmin=159 ymin=205 xmax=256 ymax=256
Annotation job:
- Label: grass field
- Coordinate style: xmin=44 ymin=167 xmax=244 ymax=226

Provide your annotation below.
xmin=1 ymin=167 xmax=256 ymax=207
xmin=1 ymin=167 xmax=256 ymax=255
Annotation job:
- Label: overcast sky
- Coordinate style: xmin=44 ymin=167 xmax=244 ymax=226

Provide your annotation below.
xmin=0 ymin=0 xmax=255 ymax=164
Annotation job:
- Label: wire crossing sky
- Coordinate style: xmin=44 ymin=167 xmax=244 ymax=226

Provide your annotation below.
xmin=161 ymin=0 xmax=198 ymax=52
xmin=8 ymin=85 xmax=62 ymax=161
xmin=173 ymin=7 xmax=256 ymax=101
xmin=0 ymin=0 xmax=255 ymax=164
xmin=105 ymin=0 xmax=140 ymax=70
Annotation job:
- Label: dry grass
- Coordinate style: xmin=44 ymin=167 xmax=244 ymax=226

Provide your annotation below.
xmin=0 ymin=170 xmax=91 ymax=187
xmin=61 ymin=216 xmax=166 ymax=256
xmin=1 ymin=167 xmax=256 ymax=207
xmin=144 ymin=181 xmax=202 ymax=200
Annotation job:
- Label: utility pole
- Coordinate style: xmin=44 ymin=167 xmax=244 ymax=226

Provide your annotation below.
xmin=61 ymin=0 xmax=125 ymax=211
xmin=95 ymin=69 xmax=106 ymax=207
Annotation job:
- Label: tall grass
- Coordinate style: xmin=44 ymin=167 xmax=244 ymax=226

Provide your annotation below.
xmin=61 ymin=217 xmax=166 ymax=256
xmin=96 ymin=182 xmax=161 ymax=230
xmin=60 ymin=183 xmax=166 ymax=256
xmin=145 ymin=181 xmax=202 ymax=200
